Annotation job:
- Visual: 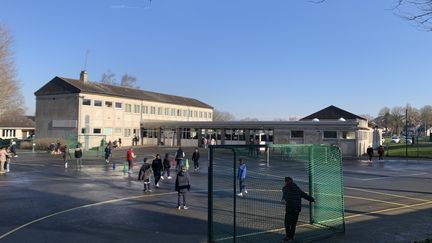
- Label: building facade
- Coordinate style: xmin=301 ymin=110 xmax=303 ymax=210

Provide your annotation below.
xmin=34 ymin=72 xmax=213 ymax=148
xmin=140 ymin=106 xmax=375 ymax=157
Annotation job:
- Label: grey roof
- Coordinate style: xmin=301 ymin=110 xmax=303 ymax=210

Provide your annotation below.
xmin=300 ymin=105 xmax=366 ymax=121
xmin=35 ymin=76 xmax=213 ymax=109
xmin=0 ymin=116 xmax=35 ymax=128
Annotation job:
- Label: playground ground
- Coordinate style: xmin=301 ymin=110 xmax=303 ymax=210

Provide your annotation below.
xmin=0 ymin=146 xmax=431 ymax=243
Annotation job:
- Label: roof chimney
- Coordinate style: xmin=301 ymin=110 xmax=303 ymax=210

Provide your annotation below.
xmin=80 ymin=70 xmax=88 ymax=82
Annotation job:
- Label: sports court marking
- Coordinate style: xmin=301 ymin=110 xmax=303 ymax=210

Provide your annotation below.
xmin=0 ymin=191 xmax=178 ymax=240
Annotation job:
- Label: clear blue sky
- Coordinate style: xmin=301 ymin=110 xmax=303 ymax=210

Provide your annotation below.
xmin=1 ymin=0 xmax=431 ymax=120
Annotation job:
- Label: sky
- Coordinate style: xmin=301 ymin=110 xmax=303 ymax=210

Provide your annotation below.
xmin=1 ymin=0 xmax=431 ymax=120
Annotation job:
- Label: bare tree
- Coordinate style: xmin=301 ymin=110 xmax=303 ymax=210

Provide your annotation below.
xmin=0 ymin=24 xmax=26 ymax=120
xmin=120 ymin=73 xmax=138 ymax=88
xmin=376 ymin=107 xmax=391 ymax=133
xmin=394 ymin=0 xmax=432 ymax=31
xmin=406 ymin=104 xmax=421 ymax=127
xmin=420 ymin=105 xmax=432 ymax=134
xmin=100 ymin=70 xmax=117 ymax=85
xmin=390 ymin=106 xmax=405 ymax=135
xmin=213 ymin=109 xmax=235 ymax=121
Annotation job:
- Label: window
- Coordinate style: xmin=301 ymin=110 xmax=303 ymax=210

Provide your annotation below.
xmin=158 ymin=107 xmax=162 ymax=115
xmin=115 ymin=102 xmax=122 ymax=109
xmin=204 ymin=112 xmax=208 ymax=118
xmin=142 ymin=105 xmax=148 ymax=114
xmin=114 ymin=128 xmax=122 ymax=134
xmin=208 ymin=112 xmax=212 ymax=119
xmin=171 ymin=108 xmax=176 ymax=116
xmin=343 ymin=131 xmax=356 ymax=139
xmin=199 ymin=111 xmax=203 ymax=118
xmin=94 ymin=100 xmax=102 ymax=107
xmin=183 ymin=110 xmax=187 ymax=117
xmin=103 ymin=128 xmax=113 ymax=135
xmin=125 ymin=104 xmax=132 ymax=112
xmin=291 ymin=131 xmax=304 ymax=138
xmin=2 ymin=129 xmax=16 ymax=137
xmin=165 ymin=108 xmax=169 ymax=115
xmin=105 ymin=101 xmax=113 ymax=108
xmin=194 ymin=111 xmax=198 ymax=117
xmin=124 ymin=128 xmax=131 ymax=137
xmin=82 ymin=99 xmax=91 ymax=105
xmin=177 ymin=109 xmax=181 ymax=116
xmin=93 ymin=128 xmax=102 ymax=134
xmin=81 ymin=128 xmax=87 ymax=134
xmin=189 ymin=110 xmax=193 ymax=117
xmin=150 ymin=106 xmax=156 ymax=114
xmin=134 ymin=105 xmax=140 ymax=113
xmin=324 ymin=131 xmax=338 ymax=139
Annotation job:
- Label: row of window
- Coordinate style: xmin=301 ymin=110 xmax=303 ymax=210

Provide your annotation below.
xmin=81 ymin=127 xmax=139 ymax=137
xmin=82 ymin=99 xmax=212 ymax=119
xmin=291 ymin=131 xmax=356 ymax=139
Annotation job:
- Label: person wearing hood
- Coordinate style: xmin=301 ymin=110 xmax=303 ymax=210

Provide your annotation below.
xmin=138 ymin=158 xmax=153 ymax=192
xmin=162 ymin=153 xmax=172 ymax=179
xmin=281 ymin=177 xmax=315 ymax=243
xmin=175 ymin=165 xmax=190 ymax=210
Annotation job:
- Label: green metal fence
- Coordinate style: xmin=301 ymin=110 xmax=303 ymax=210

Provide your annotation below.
xmin=208 ymin=144 xmax=345 ymax=242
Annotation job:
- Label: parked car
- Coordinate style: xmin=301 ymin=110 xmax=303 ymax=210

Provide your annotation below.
xmin=391 ymin=135 xmax=400 ymax=143
xmin=402 ymin=137 xmax=412 ymax=144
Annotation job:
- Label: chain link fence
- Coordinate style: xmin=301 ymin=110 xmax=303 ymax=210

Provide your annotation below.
xmin=208 ymin=144 xmax=345 ymax=242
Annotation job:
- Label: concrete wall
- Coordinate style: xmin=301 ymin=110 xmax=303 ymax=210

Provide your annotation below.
xmin=35 ymin=94 xmax=78 ymax=140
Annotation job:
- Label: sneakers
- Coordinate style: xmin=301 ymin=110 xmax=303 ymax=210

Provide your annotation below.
xmin=244 ymin=190 xmax=248 ymax=194
xmin=65 ymin=162 xmax=68 ymax=168
xmin=156 ymin=183 xmax=160 ymax=188
xmin=167 ymin=176 xmax=172 ymax=179
xmin=182 ymin=206 xmax=189 ymax=210
xmin=237 ymin=193 xmax=243 ymax=197
xmin=161 ymin=176 xmax=164 ymax=180
xmin=177 ymin=206 xmax=182 ymax=210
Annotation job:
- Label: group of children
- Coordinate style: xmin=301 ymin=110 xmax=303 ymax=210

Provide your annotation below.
xmin=133 ymin=147 xmax=200 ymax=210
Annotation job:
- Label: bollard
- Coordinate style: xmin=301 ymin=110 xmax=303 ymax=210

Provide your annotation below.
xmin=123 ymin=162 xmax=127 ymax=175
xmin=112 ymin=161 xmax=116 ymax=170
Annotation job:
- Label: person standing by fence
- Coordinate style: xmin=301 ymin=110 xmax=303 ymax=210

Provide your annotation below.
xmin=237 ymin=159 xmax=247 ymax=197
xmin=281 ymin=176 xmax=315 ymax=243
xmin=62 ymin=145 xmax=72 ymax=168
xmin=378 ymin=145 xmax=384 ymax=160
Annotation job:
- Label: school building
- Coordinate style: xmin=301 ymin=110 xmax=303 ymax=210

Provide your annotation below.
xmin=34 ymin=71 xmax=213 ymax=149
xmin=34 ymin=71 xmax=377 ymax=157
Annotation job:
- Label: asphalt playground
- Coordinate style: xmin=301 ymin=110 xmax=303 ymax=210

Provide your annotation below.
xmin=0 ymin=146 xmax=431 ymax=243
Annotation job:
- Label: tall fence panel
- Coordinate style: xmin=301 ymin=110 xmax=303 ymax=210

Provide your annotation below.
xmin=208 ymin=144 xmax=345 ymax=243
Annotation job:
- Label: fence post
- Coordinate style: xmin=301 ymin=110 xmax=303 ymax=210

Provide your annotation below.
xmin=208 ymin=146 xmax=214 ymax=243
xmin=308 ymin=145 xmax=314 ymax=224
xmin=233 ymin=149 xmax=237 ymax=243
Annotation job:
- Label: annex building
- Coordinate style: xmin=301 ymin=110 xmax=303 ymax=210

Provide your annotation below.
xmin=142 ymin=105 xmax=376 ymax=157
xmin=34 ymin=71 xmax=213 ymax=148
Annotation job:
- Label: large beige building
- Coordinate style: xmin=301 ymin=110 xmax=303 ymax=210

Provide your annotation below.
xmin=34 ymin=71 xmax=213 ymax=148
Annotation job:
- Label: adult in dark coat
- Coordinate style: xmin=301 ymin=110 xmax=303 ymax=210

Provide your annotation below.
xmin=281 ymin=177 xmax=315 ymax=242
xmin=152 ymin=154 xmax=163 ymax=188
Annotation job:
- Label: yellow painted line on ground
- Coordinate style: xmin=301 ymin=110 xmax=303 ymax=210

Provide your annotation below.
xmin=344 ymin=199 xmax=432 ymax=220
xmin=0 ymin=191 xmax=178 ymax=240
xmin=345 ymin=186 xmax=430 ymax=202
xmin=344 ymin=195 xmax=408 ymax=206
